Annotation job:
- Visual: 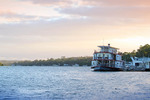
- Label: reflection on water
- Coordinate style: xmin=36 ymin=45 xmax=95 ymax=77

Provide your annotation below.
xmin=0 ymin=66 xmax=150 ymax=100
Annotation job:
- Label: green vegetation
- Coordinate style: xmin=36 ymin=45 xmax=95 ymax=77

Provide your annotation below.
xmin=0 ymin=60 xmax=18 ymax=66
xmin=122 ymin=44 xmax=150 ymax=61
xmin=14 ymin=56 xmax=92 ymax=66
xmin=0 ymin=62 xmax=3 ymax=66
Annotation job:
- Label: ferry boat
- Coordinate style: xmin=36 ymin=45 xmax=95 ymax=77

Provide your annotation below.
xmin=91 ymin=44 xmax=124 ymax=71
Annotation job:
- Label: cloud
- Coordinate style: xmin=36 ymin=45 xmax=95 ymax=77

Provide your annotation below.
xmin=59 ymin=6 xmax=150 ymax=17
xmin=0 ymin=10 xmax=66 ymax=23
xmin=22 ymin=0 xmax=73 ymax=6
xmin=0 ymin=11 xmax=36 ymax=19
xmin=0 ymin=11 xmax=42 ymax=23
xmin=81 ymin=0 xmax=150 ymax=6
xmin=0 ymin=0 xmax=63 ymax=23
xmin=1 ymin=0 xmax=150 ymax=24
xmin=57 ymin=6 xmax=150 ymax=26
xmin=23 ymin=0 xmax=150 ymax=20
xmin=21 ymin=0 xmax=150 ymax=7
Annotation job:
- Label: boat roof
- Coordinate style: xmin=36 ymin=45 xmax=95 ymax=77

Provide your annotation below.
xmin=133 ymin=57 xmax=150 ymax=61
xmin=98 ymin=46 xmax=119 ymax=50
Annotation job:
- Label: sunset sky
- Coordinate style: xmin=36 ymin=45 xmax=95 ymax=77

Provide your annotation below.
xmin=0 ymin=0 xmax=150 ymax=60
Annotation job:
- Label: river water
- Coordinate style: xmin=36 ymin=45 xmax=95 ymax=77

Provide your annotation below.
xmin=0 ymin=66 xmax=150 ymax=100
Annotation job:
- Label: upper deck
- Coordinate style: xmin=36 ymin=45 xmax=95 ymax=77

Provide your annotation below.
xmin=97 ymin=44 xmax=119 ymax=54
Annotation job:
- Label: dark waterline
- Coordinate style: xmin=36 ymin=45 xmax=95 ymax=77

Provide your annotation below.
xmin=0 ymin=66 xmax=150 ymax=100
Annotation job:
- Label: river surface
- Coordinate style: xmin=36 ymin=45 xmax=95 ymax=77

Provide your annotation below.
xmin=0 ymin=66 xmax=150 ymax=100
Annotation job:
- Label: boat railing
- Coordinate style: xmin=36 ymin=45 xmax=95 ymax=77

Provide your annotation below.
xmin=97 ymin=57 xmax=113 ymax=60
xmin=101 ymin=50 xmax=109 ymax=52
xmin=99 ymin=64 xmax=116 ymax=67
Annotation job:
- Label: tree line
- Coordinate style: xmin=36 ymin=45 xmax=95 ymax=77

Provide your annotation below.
xmin=13 ymin=56 xmax=92 ymax=66
xmin=122 ymin=44 xmax=150 ymax=61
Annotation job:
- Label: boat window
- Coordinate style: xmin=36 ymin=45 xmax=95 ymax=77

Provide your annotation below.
xmin=135 ymin=63 xmax=139 ymax=66
xmin=97 ymin=54 xmax=101 ymax=57
xmin=93 ymin=62 xmax=95 ymax=65
xmin=100 ymin=54 xmax=102 ymax=57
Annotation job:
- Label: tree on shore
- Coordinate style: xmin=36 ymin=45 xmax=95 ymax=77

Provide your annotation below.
xmin=122 ymin=44 xmax=150 ymax=61
xmin=0 ymin=62 xmax=3 ymax=66
xmin=136 ymin=44 xmax=150 ymax=57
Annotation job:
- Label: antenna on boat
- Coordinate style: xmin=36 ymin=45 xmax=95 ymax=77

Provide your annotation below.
xmin=103 ymin=38 xmax=104 ymax=46
xmin=102 ymin=38 xmax=104 ymax=65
